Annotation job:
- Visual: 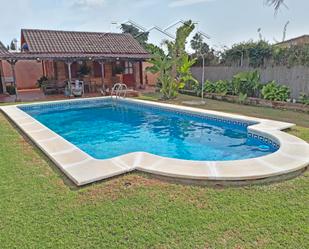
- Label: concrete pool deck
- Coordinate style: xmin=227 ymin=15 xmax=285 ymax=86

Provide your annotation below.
xmin=1 ymin=97 xmax=308 ymax=186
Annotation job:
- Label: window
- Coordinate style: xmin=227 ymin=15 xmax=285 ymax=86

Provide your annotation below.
xmin=124 ymin=61 xmax=133 ymax=74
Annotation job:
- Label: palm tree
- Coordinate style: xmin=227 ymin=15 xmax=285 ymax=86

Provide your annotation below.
xmin=266 ymin=0 xmax=285 ymax=11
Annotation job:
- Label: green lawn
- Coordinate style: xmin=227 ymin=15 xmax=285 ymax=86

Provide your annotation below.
xmin=0 ymin=95 xmax=308 ymax=248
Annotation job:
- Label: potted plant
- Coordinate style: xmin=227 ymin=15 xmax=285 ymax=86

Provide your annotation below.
xmin=37 ymin=76 xmax=49 ymax=88
xmin=78 ymin=62 xmax=91 ymax=79
xmin=113 ymin=63 xmax=124 ymax=82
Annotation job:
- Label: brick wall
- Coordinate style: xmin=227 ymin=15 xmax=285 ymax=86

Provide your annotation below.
xmin=0 ymin=60 xmax=152 ymax=90
xmin=143 ymin=62 xmax=158 ymax=86
xmin=2 ymin=60 xmax=43 ymax=89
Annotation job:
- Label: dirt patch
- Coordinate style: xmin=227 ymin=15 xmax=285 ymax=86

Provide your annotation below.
xmin=167 ymin=185 xmax=211 ymax=209
xmin=77 ymin=173 xmax=169 ymax=203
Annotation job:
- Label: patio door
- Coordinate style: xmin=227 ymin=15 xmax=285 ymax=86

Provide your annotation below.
xmin=123 ymin=61 xmax=135 ymax=87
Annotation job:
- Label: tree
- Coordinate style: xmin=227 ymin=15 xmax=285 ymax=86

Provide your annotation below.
xmin=166 ymin=20 xmax=195 ymax=58
xmin=10 ymin=40 xmax=16 ymax=50
xmin=145 ymin=43 xmax=165 ymax=58
xmin=147 ymin=53 xmax=176 ymax=99
xmin=120 ymin=24 xmax=149 ymax=47
xmin=266 ymin=0 xmax=285 ymax=12
xmin=164 ymin=20 xmax=196 ymax=79
xmin=191 ymin=33 xmax=209 ymax=55
xmin=221 ymin=40 xmax=273 ymax=67
xmin=147 ymin=20 xmax=197 ymax=99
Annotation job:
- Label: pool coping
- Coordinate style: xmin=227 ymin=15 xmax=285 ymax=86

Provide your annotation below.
xmin=1 ymin=96 xmax=308 ymax=186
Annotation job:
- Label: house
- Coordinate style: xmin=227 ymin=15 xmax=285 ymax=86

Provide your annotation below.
xmin=0 ymin=41 xmax=10 ymax=94
xmin=0 ymin=29 xmax=150 ymax=93
xmin=275 ymin=35 xmax=309 ymax=48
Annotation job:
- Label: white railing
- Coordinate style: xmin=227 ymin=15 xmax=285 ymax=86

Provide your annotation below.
xmin=111 ymin=83 xmax=127 ymax=99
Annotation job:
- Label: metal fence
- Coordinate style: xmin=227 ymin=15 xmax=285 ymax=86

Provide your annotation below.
xmin=191 ymin=66 xmax=309 ymax=99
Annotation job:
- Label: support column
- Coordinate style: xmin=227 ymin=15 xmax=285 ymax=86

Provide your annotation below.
xmin=66 ymin=61 xmax=73 ymax=96
xmin=0 ymin=61 xmax=6 ymax=94
xmin=99 ymin=61 xmax=105 ymax=89
xmin=42 ymin=61 xmax=45 ymax=77
xmin=201 ymin=54 xmax=205 ymax=102
xmin=139 ymin=61 xmax=143 ymax=87
xmin=7 ymin=59 xmax=18 ymax=102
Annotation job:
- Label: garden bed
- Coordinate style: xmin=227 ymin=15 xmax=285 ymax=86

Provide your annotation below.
xmin=179 ymin=90 xmax=309 ymax=113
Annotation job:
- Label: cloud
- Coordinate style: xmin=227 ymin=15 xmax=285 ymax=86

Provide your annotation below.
xmin=169 ymin=0 xmax=214 ymax=8
xmin=72 ymin=0 xmax=105 ymax=9
xmin=134 ymin=0 xmax=157 ymax=8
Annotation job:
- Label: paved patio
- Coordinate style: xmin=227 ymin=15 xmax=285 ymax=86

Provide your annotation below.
xmin=0 ymin=89 xmax=102 ymax=103
xmin=0 ymin=86 xmax=156 ymax=103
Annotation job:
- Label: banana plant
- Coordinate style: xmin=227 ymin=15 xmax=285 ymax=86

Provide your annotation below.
xmin=146 ymin=20 xmax=197 ymax=99
xmin=177 ymin=54 xmax=198 ymax=89
xmin=146 ymin=52 xmax=177 ymax=99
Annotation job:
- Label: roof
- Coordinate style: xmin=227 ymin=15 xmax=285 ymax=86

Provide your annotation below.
xmin=20 ymin=29 xmax=149 ymax=58
xmin=2 ymin=52 xmax=150 ymax=61
xmin=276 ymin=35 xmax=309 ymax=46
xmin=0 ymin=29 xmax=150 ymax=61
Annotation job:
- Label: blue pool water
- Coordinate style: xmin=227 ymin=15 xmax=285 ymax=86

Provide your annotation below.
xmin=20 ymin=99 xmax=278 ymax=161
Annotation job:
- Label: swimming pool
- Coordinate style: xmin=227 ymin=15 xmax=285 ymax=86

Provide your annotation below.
xmin=20 ymin=99 xmax=277 ymax=161
xmin=1 ymin=97 xmax=308 ymax=186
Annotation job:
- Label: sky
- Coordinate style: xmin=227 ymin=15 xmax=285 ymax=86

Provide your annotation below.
xmin=0 ymin=0 xmax=308 ymax=51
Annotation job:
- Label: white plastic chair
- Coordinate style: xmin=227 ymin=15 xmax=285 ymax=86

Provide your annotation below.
xmin=72 ymin=80 xmax=84 ymax=97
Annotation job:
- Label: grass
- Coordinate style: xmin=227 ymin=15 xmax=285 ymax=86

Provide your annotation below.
xmin=0 ymin=95 xmax=308 ymax=248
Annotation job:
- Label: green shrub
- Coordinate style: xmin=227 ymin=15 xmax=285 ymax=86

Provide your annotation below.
xmin=299 ymin=92 xmax=309 ymax=105
xmin=184 ymin=79 xmax=199 ymax=91
xmin=238 ymin=93 xmax=248 ymax=104
xmin=215 ymin=80 xmax=228 ymax=95
xmin=37 ymin=76 xmax=48 ymax=88
xmin=261 ymin=81 xmax=290 ymax=101
xmin=204 ymin=80 xmax=216 ymax=93
xmin=231 ymin=70 xmax=262 ymax=97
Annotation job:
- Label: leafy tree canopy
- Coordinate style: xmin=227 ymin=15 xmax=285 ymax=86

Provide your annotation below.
xmin=9 ymin=40 xmax=16 ymax=50
xmin=266 ymin=0 xmax=285 ymax=11
xmin=221 ymin=40 xmax=273 ymax=67
xmin=120 ymin=24 xmax=149 ymax=47
xmin=191 ymin=33 xmax=209 ymax=55
xmin=221 ymin=40 xmax=309 ymax=67
xmin=145 ymin=43 xmax=165 ymax=58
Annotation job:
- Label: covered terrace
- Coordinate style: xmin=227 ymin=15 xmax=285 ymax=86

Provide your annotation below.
xmin=0 ymin=29 xmax=150 ymax=101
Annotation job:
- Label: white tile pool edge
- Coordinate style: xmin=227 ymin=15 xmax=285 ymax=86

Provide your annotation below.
xmin=1 ymin=97 xmax=308 ymax=186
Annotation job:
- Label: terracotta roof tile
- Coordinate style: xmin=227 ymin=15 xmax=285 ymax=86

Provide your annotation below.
xmin=21 ymin=29 xmax=148 ymax=55
xmin=1 ymin=52 xmax=150 ymax=61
